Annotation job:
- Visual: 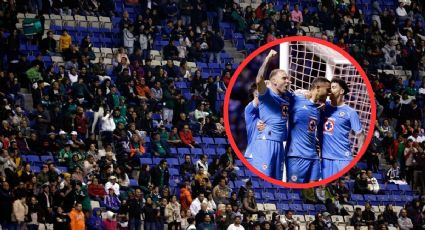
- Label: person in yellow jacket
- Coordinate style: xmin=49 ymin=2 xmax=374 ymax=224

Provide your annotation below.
xmin=59 ymin=30 xmax=72 ymax=52
xmin=69 ymin=202 xmax=85 ymax=230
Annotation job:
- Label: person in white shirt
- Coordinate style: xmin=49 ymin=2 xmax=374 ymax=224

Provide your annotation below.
xmin=398 ymin=208 xmax=414 ymax=230
xmin=100 ymin=109 xmax=116 ymax=143
xmin=105 ymin=176 xmax=120 ymax=196
xmin=194 ymin=103 xmax=209 ymax=125
xmin=195 ymin=154 xmax=209 ymax=175
xmin=366 ymin=170 xmax=380 ymax=194
xmin=189 ymin=193 xmax=206 ymax=216
xmin=395 ymin=2 xmax=409 ymax=21
xmin=186 ymin=217 xmax=196 ymax=230
xmin=227 ymin=214 xmax=245 ymax=230
xmin=123 ymin=25 xmax=136 ymax=55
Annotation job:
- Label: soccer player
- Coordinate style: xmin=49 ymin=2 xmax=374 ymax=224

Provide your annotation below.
xmin=286 ymin=77 xmax=331 ymax=183
xmin=248 ymin=49 xmax=291 ymax=179
xmin=321 ymin=78 xmax=364 ymax=179
xmin=244 ymin=83 xmax=266 ymax=159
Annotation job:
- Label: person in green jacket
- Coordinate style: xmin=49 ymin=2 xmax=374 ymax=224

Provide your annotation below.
xmin=152 ymin=132 xmax=167 ymax=157
xmin=25 ymin=64 xmax=43 ymax=83
xmin=58 ymin=142 xmax=74 ymax=165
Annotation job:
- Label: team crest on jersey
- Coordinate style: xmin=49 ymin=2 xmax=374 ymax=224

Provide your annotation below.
xmin=339 ymin=112 xmax=346 ymax=117
xmin=281 ymin=105 xmax=289 ymax=118
xmin=291 ymin=175 xmax=298 ymax=182
xmin=308 ymin=118 xmax=317 ymax=132
xmin=324 ymin=119 xmax=335 ymax=133
xmin=262 ymin=163 xmax=268 ymax=170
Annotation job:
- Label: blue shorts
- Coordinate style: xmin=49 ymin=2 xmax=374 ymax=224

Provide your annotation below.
xmin=322 ymin=159 xmax=351 ymax=179
xmin=286 ymin=157 xmax=320 ymax=183
xmin=247 ymin=139 xmax=284 ymax=180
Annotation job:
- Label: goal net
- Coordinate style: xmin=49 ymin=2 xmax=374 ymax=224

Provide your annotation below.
xmin=279 ymin=41 xmax=371 ymax=154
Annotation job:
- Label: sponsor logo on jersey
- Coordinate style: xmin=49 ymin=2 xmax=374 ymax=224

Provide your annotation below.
xmin=291 ymin=175 xmax=298 ymax=182
xmin=339 ymin=112 xmax=346 ymax=117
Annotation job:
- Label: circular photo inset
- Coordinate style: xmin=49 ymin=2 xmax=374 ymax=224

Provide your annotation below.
xmin=224 ymin=37 xmax=376 ymax=188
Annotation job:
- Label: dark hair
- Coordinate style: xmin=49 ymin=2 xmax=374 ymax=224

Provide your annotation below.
xmin=331 ymin=78 xmax=350 ymax=95
xmin=311 ymin=77 xmax=330 ymax=90
xmin=187 ymin=217 xmax=195 ymax=224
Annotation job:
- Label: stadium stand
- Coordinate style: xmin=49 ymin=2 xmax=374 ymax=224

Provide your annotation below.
xmin=0 ymin=0 xmax=424 ymax=229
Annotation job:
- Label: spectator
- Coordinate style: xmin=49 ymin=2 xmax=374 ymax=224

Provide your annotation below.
xmin=123 ymin=25 xmax=136 ymax=55
xmin=59 ymin=30 xmax=72 ymax=52
xmin=280 ymin=210 xmax=300 ymax=230
xmin=362 ymin=203 xmax=376 ymax=226
xmin=165 ymin=195 xmax=181 ymax=229
xmin=103 ymin=211 xmax=118 ymax=230
xmin=291 ymin=4 xmax=303 ymax=23
xmin=105 ymin=175 xmax=120 ymax=196
xmin=351 ymin=207 xmax=365 ymax=226
xmin=212 ymin=176 xmax=231 ymax=205
xmin=87 ymin=207 xmax=103 ymax=230
xmin=150 ymin=159 xmax=170 ymax=188
xmin=315 ymin=185 xmax=333 ymax=204
xmin=366 ymin=170 xmax=380 ymax=194
xmin=104 ymin=188 xmax=121 ymax=212
xmin=163 ymin=40 xmax=179 ymax=60
xmin=179 ymin=124 xmax=199 ymax=148
xmin=197 ymin=213 xmax=217 ymax=230
xmin=398 ymin=208 xmax=414 ymax=230
xmin=383 ymin=204 xmax=398 ymax=227
xmin=70 ymin=203 xmax=85 ymax=230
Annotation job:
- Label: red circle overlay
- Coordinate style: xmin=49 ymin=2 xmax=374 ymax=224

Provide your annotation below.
xmin=223 ymin=36 xmax=376 ymax=189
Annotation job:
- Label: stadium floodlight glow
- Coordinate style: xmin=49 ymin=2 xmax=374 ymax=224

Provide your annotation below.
xmin=224 ymin=36 xmax=376 ymax=189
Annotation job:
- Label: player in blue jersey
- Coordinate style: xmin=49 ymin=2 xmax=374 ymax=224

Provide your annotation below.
xmin=321 ymin=78 xmax=364 ymax=179
xmin=286 ymin=77 xmax=331 ymax=183
xmin=244 ymin=83 xmax=267 ymax=159
xmin=248 ymin=49 xmax=291 ymax=179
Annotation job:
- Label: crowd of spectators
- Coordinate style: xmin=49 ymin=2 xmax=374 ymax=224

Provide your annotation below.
xmin=0 ymin=0 xmax=423 ymax=229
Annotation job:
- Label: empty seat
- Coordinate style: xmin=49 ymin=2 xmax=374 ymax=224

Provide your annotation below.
xmin=177 ymin=148 xmax=190 ymax=155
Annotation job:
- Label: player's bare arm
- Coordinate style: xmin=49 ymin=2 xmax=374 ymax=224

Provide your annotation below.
xmin=257 ymin=50 xmax=277 ymax=95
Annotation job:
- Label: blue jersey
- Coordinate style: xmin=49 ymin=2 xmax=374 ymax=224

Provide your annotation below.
xmin=322 ymin=103 xmax=362 ymax=160
xmin=286 ymin=95 xmax=323 ymax=160
xmin=256 ymin=88 xmax=290 ymax=142
xmin=244 ymin=101 xmax=259 ymax=145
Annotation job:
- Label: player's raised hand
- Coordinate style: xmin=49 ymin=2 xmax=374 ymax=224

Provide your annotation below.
xmin=266 ymin=49 xmax=278 ymax=60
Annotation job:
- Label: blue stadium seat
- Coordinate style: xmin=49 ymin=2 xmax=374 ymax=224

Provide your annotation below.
xmin=190 ymin=148 xmax=203 ymax=155
xmin=289 ymin=204 xmax=303 ymax=212
xmin=152 ymin=158 xmax=161 ymax=165
xmin=351 ymin=194 xmax=364 ymax=204
xmin=302 ymin=204 xmax=315 ymax=213
xmin=364 ymin=194 xmax=377 ymax=202
xmin=398 ymin=184 xmax=413 ymax=195
xmin=169 ymin=148 xmax=177 ymax=155
xmin=383 ymin=184 xmax=398 ymax=193
xmin=236 ymin=169 xmax=245 ymax=177
xmin=315 ymin=204 xmax=327 ymax=212
xmin=288 ymin=193 xmax=301 ymax=201
xmin=193 ymin=136 xmax=202 ymax=143
xmin=262 ymin=192 xmax=276 ymax=201
xmin=129 ymin=179 xmax=138 ymax=187
xmin=25 ymin=155 xmax=41 ymax=164
xmin=277 ymin=203 xmax=289 ymax=212
xmin=203 ymin=148 xmax=215 ymax=155
xmin=32 ymin=166 xmax=41 ymax=173
xmin=201 ymin=137 xmax=215 ymax=146
xmin=169 ymin=168 xmax=179 ymax=176
xmin=168 ymin=158 xmax=179 ymax=166
xmin=140 ymin=158 xmax=153 ymax=165
xmin=57 ymin=166 xmax=67 ymax=173
xmin=275 ymin=192 xmax=287 ymax=201
xmin=376 ymin=195 xmax=391 ymax=205
xmin=40 ymin=155 xmax=54 ymax=162
xmin=216 ymin=148 xmax=226 ymax=155
xmin=214 ymin=137 xmax=227 ymax=145
xmin=177 ymin=148 xmax=190 ymax=155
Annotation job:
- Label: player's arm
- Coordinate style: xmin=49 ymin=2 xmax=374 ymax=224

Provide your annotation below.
xmin=256 ymin=50 xmax=277 ymax=95
xmin=356 ymin=132 xmax=365 ymax=149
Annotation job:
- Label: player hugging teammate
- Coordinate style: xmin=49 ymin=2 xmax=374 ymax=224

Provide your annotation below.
xmin=244 ymin=50 xmax=365 ymax=183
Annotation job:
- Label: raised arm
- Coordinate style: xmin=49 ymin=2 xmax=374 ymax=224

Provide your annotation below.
xmin=256 ymin=50 xmax=277 ymax=95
